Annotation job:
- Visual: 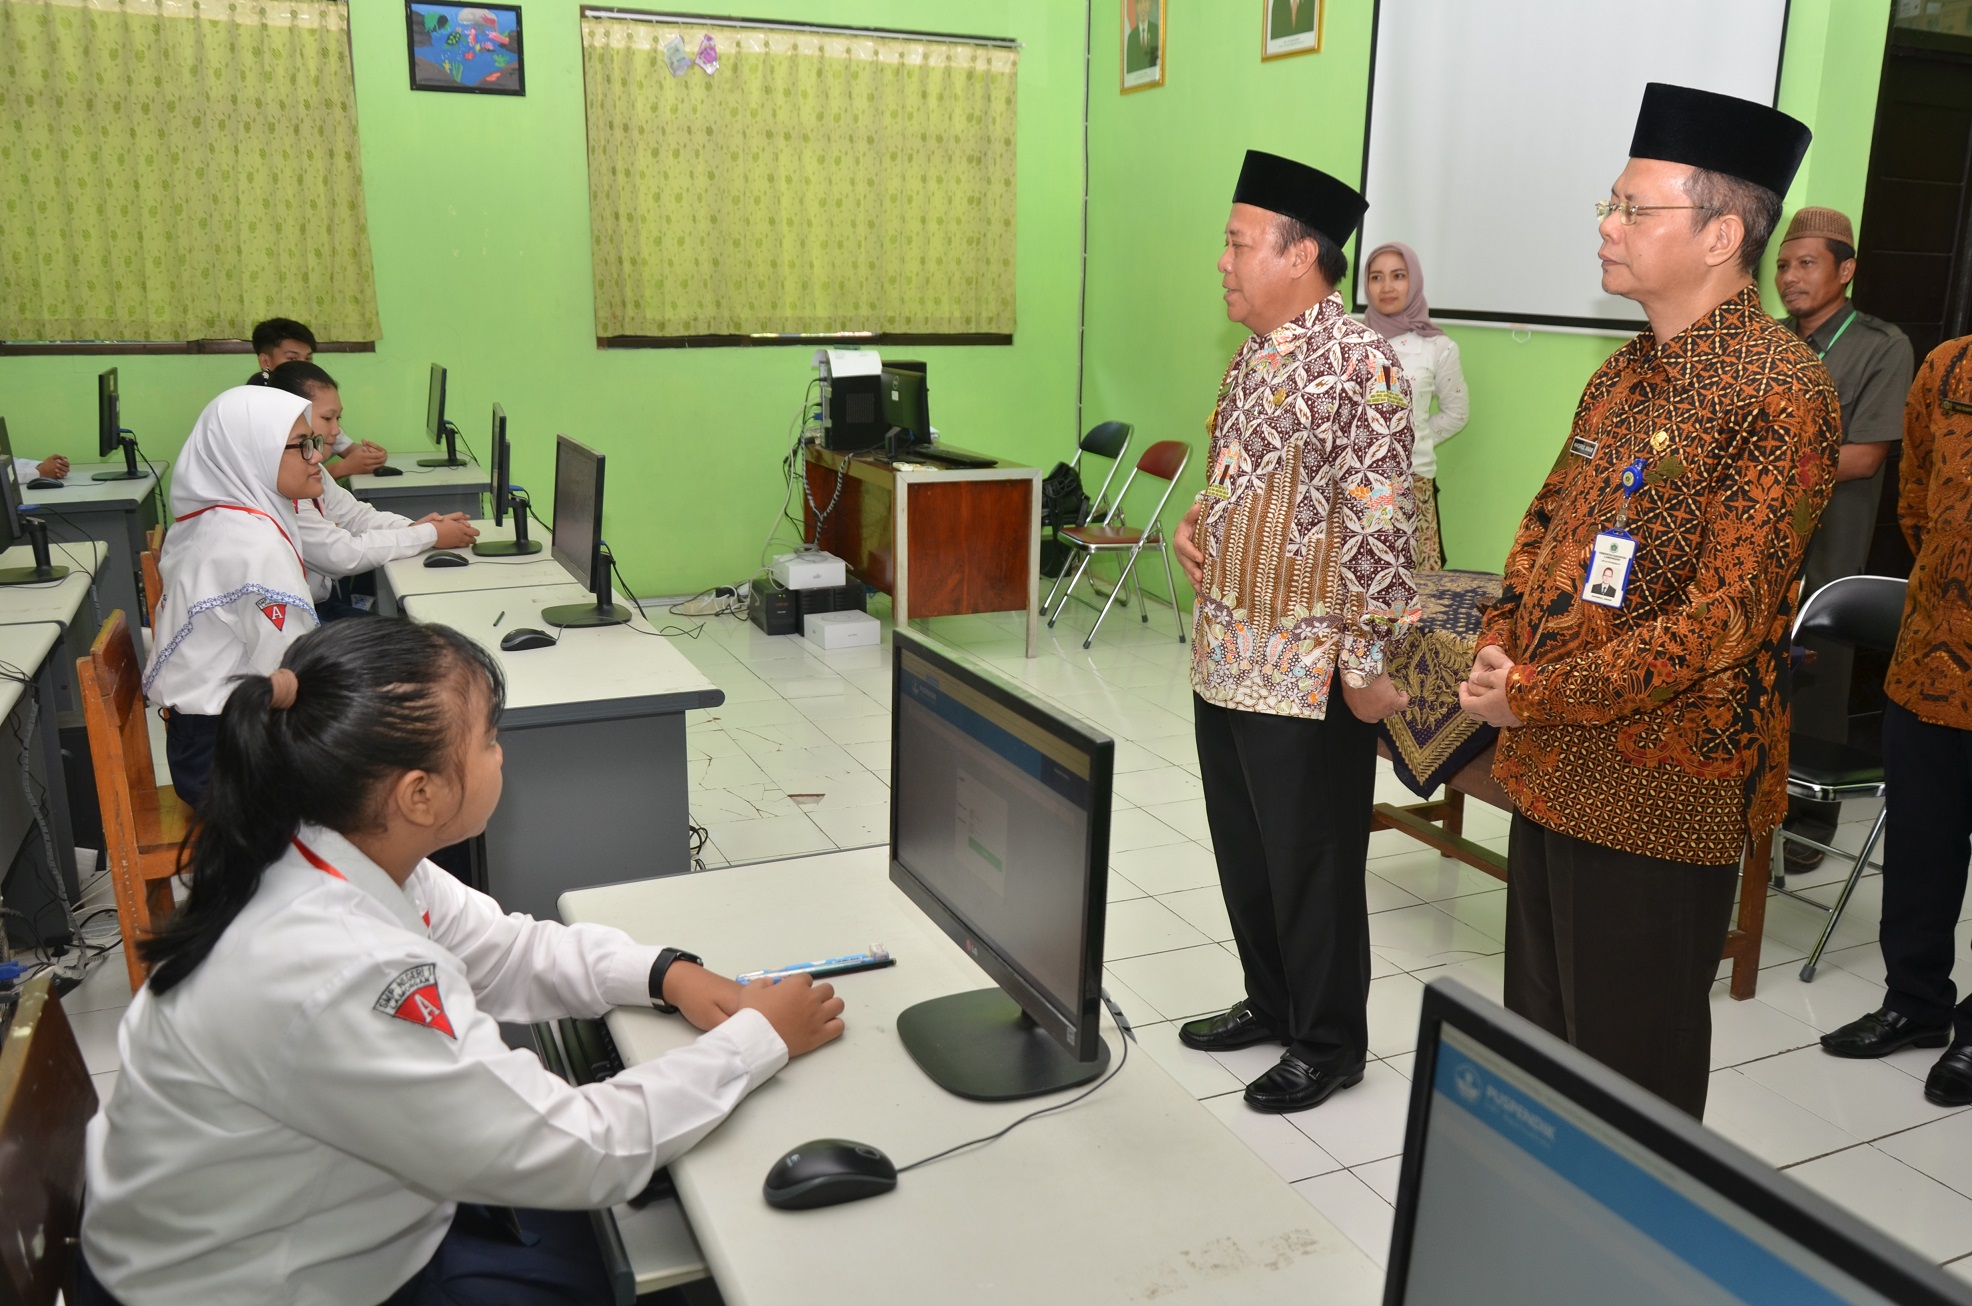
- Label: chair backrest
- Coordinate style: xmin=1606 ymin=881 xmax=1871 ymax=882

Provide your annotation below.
xmin=1080 ymin=421 xmax=1132 ymax=462
xmin=141 ymin=549 xmax=162 ymax=629
xmin=0 ymin=976 xmax=98 ymax=1305
xmin=1792 ymin=575 xmax=1907 ymax=653
xmin=80 ymin=612 xmax=159 ymax=907
xmin=1102 ymin=440 xmax=1192 ymax=542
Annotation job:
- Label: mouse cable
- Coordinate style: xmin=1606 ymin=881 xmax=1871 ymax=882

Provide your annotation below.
xmin=893 ymin=990 xmax=1137 ymax=1177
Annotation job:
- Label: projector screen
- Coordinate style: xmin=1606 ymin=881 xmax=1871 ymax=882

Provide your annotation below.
xmin=1355 ymin=0 xmax=1789 ymax=332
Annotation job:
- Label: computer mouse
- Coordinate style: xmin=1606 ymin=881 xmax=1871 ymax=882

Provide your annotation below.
xmin=423 ymin=551 xmax=469 ymax=568
xmin=26 ymin=478 xmax=64 ymax=490
xmin=371 ymin=464 xmax=405 ymax=477
xmin=762 ymin=1139 xmax=896 ymax=1210
xmin=499 ymin=627 xmax=556 ymax=652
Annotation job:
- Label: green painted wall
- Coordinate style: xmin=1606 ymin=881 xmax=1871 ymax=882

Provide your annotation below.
xmin=1080 ymin=0 xmax=1891 ymax=590
xmin=0 ymin=0 xmax=1090 ymax=597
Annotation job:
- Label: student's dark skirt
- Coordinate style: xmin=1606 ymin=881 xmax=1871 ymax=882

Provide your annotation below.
xmin=163 ymin=710 xmax=222 ymax=809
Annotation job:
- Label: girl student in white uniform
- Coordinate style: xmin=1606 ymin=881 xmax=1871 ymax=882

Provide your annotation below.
xmin=1361 ymin=241 xmax=1469 ymax=571
xmin=255 ymin=360 xmax=479 ymax=619
xmin=81 ymin=618 xmax=845 ymax=1306
xmin=144 ymin=386 xmax=326 ymax=808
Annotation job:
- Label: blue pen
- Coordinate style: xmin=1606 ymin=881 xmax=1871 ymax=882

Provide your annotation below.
xmin=737 ymin=946 xmax=894 ymax=985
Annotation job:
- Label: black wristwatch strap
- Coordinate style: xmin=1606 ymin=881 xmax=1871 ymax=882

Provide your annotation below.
xmin=649 ymin=948 xmax=703 ymax=1014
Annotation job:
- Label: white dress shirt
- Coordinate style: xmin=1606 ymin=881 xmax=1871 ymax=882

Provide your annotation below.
xmin=1383 ymin=330 xmax=1469 ymax=479
xmin=83 ymin=826 xmax=787 ymax=1306
xmin=296 ymin=477 xmax=437 ymax=603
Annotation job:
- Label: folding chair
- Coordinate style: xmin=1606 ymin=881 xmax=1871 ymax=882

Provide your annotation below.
xmin=1770 ymin=574 xmax=1907 ymax=981
xmin=1042 ymin=421 xmax=1133 ymax=617
xmin=1046 ymin=440 xmax=1190 ymax=650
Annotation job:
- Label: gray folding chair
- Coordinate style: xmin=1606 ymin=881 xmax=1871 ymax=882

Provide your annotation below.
xmin=1042 ymin=421 xmax=1133 ymax=617
xmin=1772 ymin=574 xmax=1907 ymax=981
xmin=1046 ymin=439 xmax=1190 ymax=650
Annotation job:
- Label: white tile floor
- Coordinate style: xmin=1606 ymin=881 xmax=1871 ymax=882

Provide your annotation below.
xmin=57 ymin=589 xmax=1972 ymax=1291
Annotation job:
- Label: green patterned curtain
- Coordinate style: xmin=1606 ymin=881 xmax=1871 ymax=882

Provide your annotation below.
xmin=0 ymin=0 xmax=381 ymax=342
xmin=581 ymin=17 xmax=1018 ymax=339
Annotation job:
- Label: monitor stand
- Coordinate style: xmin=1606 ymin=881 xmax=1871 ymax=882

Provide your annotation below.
xmin=897 ymin=988 xmax=1110 ymax=1101
xmin=419 ymin=422 xmax=470 ymax=469
xmin=0 ymin=519 xmax=70 ymax=586
xmin=92 ymin=436 xmax=145 ymax=482
xmin=541 ymin=597 xmax=631 ymax=629
xmin=473 ymin=491 xmax=543 ymax=557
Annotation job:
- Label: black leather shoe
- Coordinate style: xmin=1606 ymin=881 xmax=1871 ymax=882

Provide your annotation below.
xmin=1820 ymin=1008 xmax=1950 ymax=1059
xmin=1178 ymin=1002 xmax=1286 ymax=1052
xmin=1242 ymin=1053 xmax=1365 ymax=1114
xmin=1782 ymin=839 xmax=1826 ymax=873
xmin=1927 ymin=1044 xmax=1972 ymax=1107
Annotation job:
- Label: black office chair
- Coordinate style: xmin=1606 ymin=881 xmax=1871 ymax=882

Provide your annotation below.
xmin=1773 ymin=574 xmax=1907 ymax=981
xmin=1042 ymin=421 xmax=1134 ymax=617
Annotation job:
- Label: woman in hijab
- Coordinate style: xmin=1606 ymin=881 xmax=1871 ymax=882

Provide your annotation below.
xmin=144 ymin=385 xmax=326 ymax=807
xmin=1363 ymin=242 xmax=1468 ymax=571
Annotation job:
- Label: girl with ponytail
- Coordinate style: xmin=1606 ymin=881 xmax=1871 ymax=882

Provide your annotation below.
xmin=83 ymin=619 xmax=845 ymax=1306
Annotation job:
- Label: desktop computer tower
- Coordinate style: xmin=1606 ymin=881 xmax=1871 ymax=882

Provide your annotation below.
xmin=821 ymin=375 xmax=886 ymax=453
xmin=749 ymin=576 xmax=866 ymax=636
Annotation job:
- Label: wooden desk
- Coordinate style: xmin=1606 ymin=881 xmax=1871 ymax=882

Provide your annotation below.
xmin=346 ymin=455 xmax=490 ymax=520
xmin=19 ymin=464 xmax=160 ymax=630
xmin=561 ymin=848 xmax=1383 ymax=1306
xmin=0 ymin=601 xmax=89 ymax=951
xmin=803 ymin=445 xmax=1041 ymax=658
xmin=375 ymin=519 xmax=570 ymax=614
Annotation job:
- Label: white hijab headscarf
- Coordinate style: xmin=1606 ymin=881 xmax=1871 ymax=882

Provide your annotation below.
xmin=145 ymin=387 xmax=318 ymax=699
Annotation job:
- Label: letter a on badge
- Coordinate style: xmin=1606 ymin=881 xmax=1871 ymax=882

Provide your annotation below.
xmin=374 ymin=962 xmax=456 ymax=1038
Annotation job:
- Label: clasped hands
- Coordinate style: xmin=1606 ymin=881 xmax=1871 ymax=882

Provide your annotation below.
xmin=1458 ymin=644 xmax=1524 ymax=729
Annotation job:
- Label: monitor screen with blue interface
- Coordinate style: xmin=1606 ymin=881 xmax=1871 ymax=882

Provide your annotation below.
xmin=1392 ymin=984 xmax=1963 ymax=1306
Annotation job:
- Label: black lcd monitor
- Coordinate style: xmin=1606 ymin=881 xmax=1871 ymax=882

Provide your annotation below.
xmin=94 ymin=368 xmax=143 ymax=482
xmin=889 ymin=631 xmax=1113 ymax=1101
xmin=1386 ymin=981 xmax=1972 ymax=1306
xmin=541 ymin=434 xmax=629 ymax=629
xmin=880 ymin=362 xmax=931 ymax=454
xmin=419 ymin=363 xmax=467 ymax=469
xmin=472 ymin=404 xmax=540 ymax=558
xmin=0 ymin=420 xmax=69 ymax=585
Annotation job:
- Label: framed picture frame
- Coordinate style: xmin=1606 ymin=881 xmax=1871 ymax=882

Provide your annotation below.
xmin=1121 ymin=0 xmax=1166 ymax=93
xmin=1262 ymin=0 xmax=1323 ymax=60
xmin=407 ymin=3 xmax=525 ymax=96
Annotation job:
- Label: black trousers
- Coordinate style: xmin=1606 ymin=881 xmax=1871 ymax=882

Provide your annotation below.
xmin=1504 ymin=814 xmax=1739 ymax=1118
xmin=1881 ymin=699 xmax=1972 ymax=1041
xmin=1193 ymin=694 xmax=1377 ymax=1069
xmin=163 ymin=710 xmax=221 ymax=810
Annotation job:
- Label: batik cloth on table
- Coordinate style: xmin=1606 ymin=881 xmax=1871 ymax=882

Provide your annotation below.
xmin=1380 ymin=569 xmax=1502 ymax=798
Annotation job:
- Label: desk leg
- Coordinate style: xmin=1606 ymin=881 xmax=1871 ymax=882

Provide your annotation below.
xmin=1026 ymin=474 xmax=1041 ymax=659
xmin=893 ymin=479 xmax=911 ymax=630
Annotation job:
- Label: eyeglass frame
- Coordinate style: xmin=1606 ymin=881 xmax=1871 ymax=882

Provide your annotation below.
xmin=1594 ymin=199 xmax=1719 ymax=227
xmin=283 ymin=434 xmax=327 ymax=458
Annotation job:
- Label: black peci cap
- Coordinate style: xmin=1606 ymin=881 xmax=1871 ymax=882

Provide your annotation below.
xmin=1628 ymin=83 xmax=1811 ymax=199
xmin=1232 ymin=150 xmax=1368 ymax=247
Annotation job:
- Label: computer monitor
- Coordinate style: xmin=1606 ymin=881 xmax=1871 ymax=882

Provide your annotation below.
xmin=1386 ymin=980 xmax=1971 ymax=1306
xmin=880 ymin=362 xmax=931 ymax=454
xmin=889 ymin=631 xmax=1114 ymax=1101
xmin=93 ymin=368 xmax=143 ymax=482
xmin=541 ymin=434 xmax=629 ymax=629
xmin=0 ymin=419 xmax=69 ymax=586
xmin=419 ymin=364 xmax=467 ymax=469
xmin=472 ymin=404 xmax=541 ymax=558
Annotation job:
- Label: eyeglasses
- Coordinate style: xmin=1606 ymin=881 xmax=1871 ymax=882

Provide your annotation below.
xmin=284 ymin=435 xmax=326 ymax=457
xmin=1595 ymin=199 xmax=1716 ymax=227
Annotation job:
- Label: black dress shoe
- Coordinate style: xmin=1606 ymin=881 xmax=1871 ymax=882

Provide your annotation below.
xmin=1927 ymin=1044 xmax=1972 ymax=1107
xmin=1179 ymin=1002 xmax=1287 ymax=1052
xmin=1242 ymin=1052 xmax=1365 ymax=1114
xmin=1820 ymin=1008 xmax=1950 ymax=1059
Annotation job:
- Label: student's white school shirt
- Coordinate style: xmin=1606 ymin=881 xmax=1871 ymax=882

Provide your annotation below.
xmin=296 ymin=477 xmax=437 ymax=603
xmin=82 ymin=825 xmax=787 ymax=1306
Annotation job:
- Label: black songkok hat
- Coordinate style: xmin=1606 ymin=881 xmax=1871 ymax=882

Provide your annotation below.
xmin=1628 ymin=82 xmax=1811 ymax=199
xmin=1232 ymin=150 xmax=1368 ymax=247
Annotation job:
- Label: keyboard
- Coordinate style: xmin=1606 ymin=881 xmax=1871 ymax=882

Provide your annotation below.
xmin=911 ymin=449 xmax=998 ymax=470
xmin=556 ymin=1017 xmax=674 ymax=1207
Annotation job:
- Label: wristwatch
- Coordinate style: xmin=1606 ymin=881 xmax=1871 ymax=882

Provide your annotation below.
xmin=649 ymin=948 xmax=704 ymax=1014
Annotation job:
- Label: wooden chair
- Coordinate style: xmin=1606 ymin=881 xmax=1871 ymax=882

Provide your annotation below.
xmin=0 ymin=975 xmax=98 ymax=1305
xmin=141 ymin=548 xmax=162 ymax=629
xmin=79 ymin=610 xmax=193 ymax=989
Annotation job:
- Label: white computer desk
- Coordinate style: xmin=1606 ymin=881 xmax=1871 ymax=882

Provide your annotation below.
xmin=559 ymin=847 xmax=1383 ymax=1306
xmin=18 ymin=465 xmax=159 ymax=631
xmin=346 ymin=454 xmax=490 ymax=520
xmin=375 ymin=519 xmax=570 ymax=614
xmin=399 ymin=582 xmax=723 ymax=918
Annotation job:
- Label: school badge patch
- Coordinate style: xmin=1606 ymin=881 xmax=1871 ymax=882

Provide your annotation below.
xmin=257 ymin=599 xmax=288 ymax=631
xmin=374 ymin=963 xmax=455 ymax=1039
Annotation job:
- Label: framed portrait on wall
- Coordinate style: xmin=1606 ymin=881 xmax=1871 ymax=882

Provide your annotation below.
xmin=1263 ymin=0 xmax=1322 ymax=60
xmin=407 ymin=3 xmax=525 ymax=96
xmin=1122 ymin=0 xmax=1165 ymax=93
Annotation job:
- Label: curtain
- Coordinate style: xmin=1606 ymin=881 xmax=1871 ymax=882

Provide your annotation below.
xmin=581 ymin=16 xmax=1018 ymax=339
xmin=0 ymin=0 xmax=381 ymax=342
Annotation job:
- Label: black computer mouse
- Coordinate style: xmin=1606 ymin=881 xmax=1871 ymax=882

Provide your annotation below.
xmin=371 ymin=464 xmax=405 ymax=477
xmin=423 ymin=551 xmax=469 ymax=568
xmin=763 ymin=1139 xmax=896 ymax=1210
xmin=499 ymin=627 xmax=556 ymax=652
xmin=26 ymin=478 xmax=64 ymax=490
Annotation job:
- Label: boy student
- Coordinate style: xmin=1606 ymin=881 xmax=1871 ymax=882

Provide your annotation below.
xmin=262 ymin=361 xmax=477 ymax=618
xmin=249 ymin=317 xmax=389 ymax=479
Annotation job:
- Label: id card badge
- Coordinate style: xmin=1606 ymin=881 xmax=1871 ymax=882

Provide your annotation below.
xmin=1582 ymin=531 xmax=1636 ymax=608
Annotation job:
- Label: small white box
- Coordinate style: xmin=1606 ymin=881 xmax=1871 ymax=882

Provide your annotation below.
xmin=802 ymin=610 xmax=880 ymax=651
xmin=772 ymin=550 xmax=848 ymax=590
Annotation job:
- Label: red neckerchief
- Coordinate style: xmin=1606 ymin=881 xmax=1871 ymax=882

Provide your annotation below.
xmin=292 ymin=836 xmax=430 ymax=928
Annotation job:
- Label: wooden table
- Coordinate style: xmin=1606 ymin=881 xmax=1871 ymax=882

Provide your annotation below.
xmin=803 ymin=445 xmax=1041 ymax=657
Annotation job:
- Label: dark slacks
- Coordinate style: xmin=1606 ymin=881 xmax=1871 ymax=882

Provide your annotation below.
xmin=1504 ymin=814 xmax=1739 ymax=1118
xmin=1194 ymin=694 xmax=1377 ymax=1068
xmin=1880 ymin=699 xmax=1972 ymax=1041
xmin=163 ymin=710 xmax=222 ymax=810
